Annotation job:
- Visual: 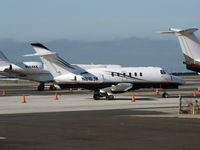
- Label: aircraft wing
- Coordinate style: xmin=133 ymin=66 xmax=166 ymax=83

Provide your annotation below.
xmin=0 ymin=65 xmax=10 ymax=72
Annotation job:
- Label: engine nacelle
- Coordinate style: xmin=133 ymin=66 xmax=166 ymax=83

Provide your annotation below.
xmin=8 ymin=64 xmax=24 ymax=72
xmin=54 ymin=73 xmax=77 ymax=83
xmin=9 ymin=62 xmax=43 ymax=74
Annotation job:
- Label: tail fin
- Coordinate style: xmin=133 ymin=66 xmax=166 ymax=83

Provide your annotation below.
xmin=0 ymin=50 xmax=10 ymax=66
xmin=30 ymin=43 xmax=76 ymax=77
xmin=0 ymin=51 xmax=9 ymax=62
xmin=161 ymin=28 xmax=200 ymax=72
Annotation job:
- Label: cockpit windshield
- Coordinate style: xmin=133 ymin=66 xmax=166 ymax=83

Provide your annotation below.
xmin=160 ymin=70 xmax=167 ymax=75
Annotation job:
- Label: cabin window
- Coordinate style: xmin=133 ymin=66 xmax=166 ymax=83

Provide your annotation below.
xmin=134 ymin=72 xmax=137 ymax=76
xmin=129 ymin=72 xmax=132 ymax=77
xmin=123 ymin=73 xmax=126 ymax=77
xmin=111 ymin=72 xmax=114 ymax=77
xmin=140 ymin=72 xmax=142 ymax=76
xmin=117 ymin=73 xmax=120 ymax=76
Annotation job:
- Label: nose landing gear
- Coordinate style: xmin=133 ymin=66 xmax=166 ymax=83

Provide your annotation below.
xmin=37 ymin=83 xmax=45 ymax=91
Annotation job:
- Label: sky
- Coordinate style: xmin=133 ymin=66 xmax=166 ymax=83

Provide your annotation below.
xmin=0 ymin=0 xmax=199 ymax=72
xmin=0 ymin=0 xmax=199 ymax=41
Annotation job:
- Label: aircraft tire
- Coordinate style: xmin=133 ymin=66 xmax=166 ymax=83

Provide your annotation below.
xmin=37 ymin=84 xmax=45 ymax=91
xmin=106 ymin=95 xmax=114 ymax=100
xmin=162 ymin=92 xmax=169 ymax=98
xmin=93 ymin=94 xmax=100 ymax=100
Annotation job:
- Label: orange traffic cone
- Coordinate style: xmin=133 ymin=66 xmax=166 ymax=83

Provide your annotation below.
xmin=131 ymin=93 xmax=135 ymax=102
xmin=194 ymin=89 xmax=197 ymax=97
xmin=54 ymin=93 xmax=59 ymax=100
xmin=22 ymin=96 xmax=26 ymax=103
xmin=2 ymin=89 xmax=6 ymax=96
xmin=69 ymin=88 xmax=73 ymax=92
xmin=156 ymin=89 xmax=159 ymax=95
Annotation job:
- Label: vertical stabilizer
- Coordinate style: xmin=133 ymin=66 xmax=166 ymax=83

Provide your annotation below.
xmin=162 ymin=28 xmax=200 ymax=62
xmin=0 ymin=50 xmax=10 ymax=66
xmin=161 ymin=28 xmax=200 ymax=72
xmin=31 ymin=43 xmax=76 ymax=77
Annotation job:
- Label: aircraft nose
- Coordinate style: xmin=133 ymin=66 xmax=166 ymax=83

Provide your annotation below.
xmin=171 ymin=75 xmax=185 ymax=85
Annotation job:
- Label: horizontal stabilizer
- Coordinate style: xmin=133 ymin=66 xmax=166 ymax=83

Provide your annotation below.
xmin=161 ymin=28 xmax=198 ymax=35
xmin=24 ymin=53 xmax=42 ymax=57
xmin=31 ymin=43 xmax=49 ymax=50
xmin=30 ymin=43 xmax=57 ymax=56
xmin=24 ymin=53 xmax=56 ymax=57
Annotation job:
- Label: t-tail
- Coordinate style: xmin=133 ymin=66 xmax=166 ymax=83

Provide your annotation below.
xmin=30 ymin=43 xmax=78 ymax=77
xmin=161 ymin=28 xmax=200 ymax=72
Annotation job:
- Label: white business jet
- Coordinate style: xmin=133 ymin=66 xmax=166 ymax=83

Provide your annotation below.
xmin=29 ymin=43 xmax=184 ymax=100
xmin=0 ymin=50 xmax=54 ymax=90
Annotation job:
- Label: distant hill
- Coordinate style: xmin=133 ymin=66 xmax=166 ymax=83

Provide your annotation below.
xmin=0 ymin=37 xmax=186 ymax=72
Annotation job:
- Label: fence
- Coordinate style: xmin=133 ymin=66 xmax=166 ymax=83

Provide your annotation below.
xmin=179 ymin=96 xmax=200 ymax=114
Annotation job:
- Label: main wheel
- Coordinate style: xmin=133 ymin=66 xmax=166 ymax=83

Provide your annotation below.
xmin=37 ymin=85 xmax=44 ymax=91
xmin=162 ymin=92 xmax=169 ymax=98
xmin=106 ymin=95 xmax=114 ymax=100
xmin=93 ymin=94 xmax=100 ymax=100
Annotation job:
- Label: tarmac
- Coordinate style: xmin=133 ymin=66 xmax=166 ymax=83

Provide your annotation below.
xmin=0 ymin=94 xmax=179 ymax=114
xmin=0 ymin=78 xmax=200 ymax=150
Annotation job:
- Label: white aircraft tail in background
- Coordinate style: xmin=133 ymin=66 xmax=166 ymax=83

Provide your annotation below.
xmin=161 ymin=28 xmax=200 ymax=72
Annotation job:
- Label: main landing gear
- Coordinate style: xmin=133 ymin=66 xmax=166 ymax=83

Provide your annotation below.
xmin=49 ymin=85 xmax=56 ymax=90
xmin=93 ymin=90 xmax=100 ymax=100
xmin=106 ymin=95 xmax=114 ymax=100
xmin=37 ymin=83 xmax=45 ymax=91
xmin=93 ymin=90 xmax=114 ymax=100
xmin=162 ymin=92 xmax=169 ymax=98
xmin=37 ymin=83 xmax=57 ymax=91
